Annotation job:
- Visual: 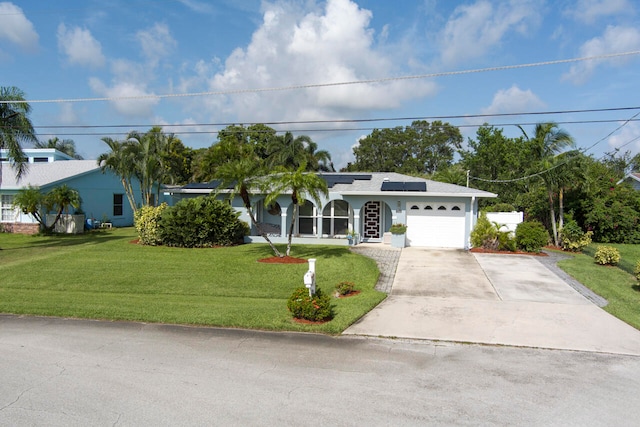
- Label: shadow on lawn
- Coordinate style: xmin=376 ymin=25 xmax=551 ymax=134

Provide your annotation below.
xmin=2 ymin=230 xmax=128 ymax=251
xmin=242 ymin=243 xmax=349 ymax=260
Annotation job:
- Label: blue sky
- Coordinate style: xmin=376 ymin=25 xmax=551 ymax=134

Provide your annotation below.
xmin=2 ymin=0 xmax=640 ymax=169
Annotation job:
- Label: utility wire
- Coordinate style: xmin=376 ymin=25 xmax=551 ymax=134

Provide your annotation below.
xmin=469 ymin=110 xmax=640 ymax=184
xmin=2 ymin=50 xmax=639 ymax=104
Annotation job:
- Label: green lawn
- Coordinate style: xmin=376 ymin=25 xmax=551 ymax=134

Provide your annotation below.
xmin=0 ymin=228 xmax=385 ymax=334
xmin=557 ymin=243 xmax=640 ymax=330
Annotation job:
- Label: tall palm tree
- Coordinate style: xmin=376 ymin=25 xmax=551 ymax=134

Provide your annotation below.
xmin=1 ymin=86 xmax=37 ymax=181
xmin=265 ymin=165 xmax=328 ymax=256
xmin=97 ymin=137 xmax=138 ymax=213
xmin=215 ymin=157 xmax=283 ymax=257
xmin=303 ymin=140 xmax=334 ymax=172
xmin=519 ymin=122 xmax=575 ymax=246
xmin=267 ymin=132 xmax=333 ymax=171
xmin=35 ymin=137 xmax=83 ymax=159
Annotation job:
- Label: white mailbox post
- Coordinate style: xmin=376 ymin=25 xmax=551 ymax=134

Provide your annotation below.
xmin=304 ymin=258 xmax=316 ymax=297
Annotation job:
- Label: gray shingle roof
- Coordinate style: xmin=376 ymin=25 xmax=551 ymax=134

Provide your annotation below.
xmin=1 ymin=160 xmax=100 ymax=190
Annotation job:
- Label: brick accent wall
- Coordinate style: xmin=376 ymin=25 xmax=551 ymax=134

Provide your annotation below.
xmin=2 ymin=223 xmax=40 ymax=235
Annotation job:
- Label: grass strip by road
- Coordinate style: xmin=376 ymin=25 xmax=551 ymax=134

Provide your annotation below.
xmin=0 ymin=228 xmax=385 ymax=334
xmin=557 ymin=243 xmax=640 ymax=330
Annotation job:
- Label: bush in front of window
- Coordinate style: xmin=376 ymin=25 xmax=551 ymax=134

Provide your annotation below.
xmin=158 ymin=196 xmax=249 ymax=248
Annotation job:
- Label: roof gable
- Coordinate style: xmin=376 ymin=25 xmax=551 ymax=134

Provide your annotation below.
xmin=1 ymin=160 xmax=100 ymax=190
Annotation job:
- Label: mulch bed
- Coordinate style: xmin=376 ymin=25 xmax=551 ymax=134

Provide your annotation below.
xmin=469 ymin=247 xmax=548 ymax=256
xmin=335 ymin=290 xmax=361 ymax=298
xmin=258 ymin=256 xmax=307 ymax=264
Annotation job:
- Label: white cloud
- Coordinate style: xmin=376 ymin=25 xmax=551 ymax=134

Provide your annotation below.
xmin=608 ymin=122 xmax=640 ymax=154
xmin=89 ymin=78 xmax=159 ymax=117
xmin=0 ymin=2 xmax=38 ymax=51
xmin=57 ymin=102 xmax=79 ymax=124
xmin=136 ymin=23 xmax=177 ymax=65
xmin=481 ymin=85 xmax=545 ymax=115
xmin=57 ymin=23 xmax=105 ymax=68
xmin=568 ymin=0 xmax=634 ymax=24
xmin=203 ymin=0 xmax=437 ymax=124
xmin=564 ymin=26 xmax=640 ymax=84
xmin=439 ymin=0 xmax=542 ymax=66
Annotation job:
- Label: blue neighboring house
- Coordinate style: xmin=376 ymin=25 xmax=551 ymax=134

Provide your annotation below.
xmin=1 ymin=148 xmax=146 ymax=233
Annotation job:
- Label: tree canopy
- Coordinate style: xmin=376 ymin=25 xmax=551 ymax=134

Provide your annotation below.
xmin=348 ymin=120 xmax=462 ymax=174
xmin=1 ymin=86 xmax=37 ymax=180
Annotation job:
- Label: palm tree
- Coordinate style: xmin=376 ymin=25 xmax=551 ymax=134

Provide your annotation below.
xmin=45 ymin=184 xmax=82 ymax=231
xmin=1 ymin=86 xmax=37 ymax=181
xmin=35 ymin=137 xmax=83 ymax=159
xmin=97 ymin=137 xmax=138 ymax=213
xmin=215 ymin=157 xmax=283 ymax=257
xmin=264 ymin=165 xmax=328 ymax=256
xmin=303 ymin=140 xmax=334 ymax=172
xmin=519 ymin=122 xmax=575 ymax=246
xmin=267 ymin=132 xmax=333 ymax=171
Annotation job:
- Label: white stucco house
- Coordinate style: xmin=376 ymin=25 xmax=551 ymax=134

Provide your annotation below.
xmin=165 ymin=172 xmax=497 ymax=249
xmin=1 ymin=149 xmax=150 ymax=233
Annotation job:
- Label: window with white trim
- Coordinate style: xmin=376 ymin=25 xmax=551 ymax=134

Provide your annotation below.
xmin=1 ymin=195 xmax=16 ymax=222
xmin=322 ymin=200 xmax=350 ymax=236
xmin=298 ymin=200 xmax=317 ymax=235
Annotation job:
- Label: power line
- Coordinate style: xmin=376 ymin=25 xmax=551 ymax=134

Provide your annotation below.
xmin=468 ymin=110 xmax=640 ymax=184
xmin=2 ymin=50 xmax=640 ymax=105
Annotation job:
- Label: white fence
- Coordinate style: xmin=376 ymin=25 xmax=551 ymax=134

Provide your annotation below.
xmin=485 ymin=212 xmax=523 ymax=234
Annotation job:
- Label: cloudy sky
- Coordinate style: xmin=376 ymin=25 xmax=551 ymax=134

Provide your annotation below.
xmin=2 ymin=0 xmax=640 ymax=168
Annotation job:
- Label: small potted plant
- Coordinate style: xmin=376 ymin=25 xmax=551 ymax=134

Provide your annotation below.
xmin=346 ymin=229 xmax=359 ymax=245
xmin=390 ymin=223 xmax=407 ymax=248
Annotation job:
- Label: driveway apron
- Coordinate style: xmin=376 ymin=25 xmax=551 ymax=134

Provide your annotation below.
xmin=344 ymin=248 xmax=640 ymax=356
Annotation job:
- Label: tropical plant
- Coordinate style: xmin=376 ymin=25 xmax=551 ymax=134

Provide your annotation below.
xmin=134 ymin=203 xmax=168 ymax=246
xmin=267 ymin=132 xmax=332 ymax=172
xmin=0 ymin=86 xmax=37 ymax=181
xmin=12 ymin=184 xmax=81 ymax=232
xmin=98 ymin=137 xmax=138 ymax=213
xmin=594 ymin=246 xmax=621 ymax=266
xmin=559 ymin=220 xmax=593 ymax=252
xmin=35 ymin=137 xmax=83 ymax=159
xmin=264 ymin=165 xmax=329 ymax=256
xmin=335 ymin=281 xmax=356 ymax=296
xmin=389 ymin=223 xmax=407 ymax=235
xmin=287 ymin=286 xmax=334 ymax=321
xmin=518 ymin=122 xmax=575 ymax=246
xmin=158 ymin=197 xmax=249 ymax=248
xmin=515 ymin=220 xmax=549 ymax=253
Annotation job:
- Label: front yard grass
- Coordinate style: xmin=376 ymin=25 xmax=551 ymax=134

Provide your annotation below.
xmin=0 ymin=228 xmax=385 ymax=334
xmin=557 ymin=243 xmax=640 ymax=330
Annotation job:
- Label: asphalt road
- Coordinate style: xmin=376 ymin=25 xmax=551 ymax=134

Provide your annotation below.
xmin=2 ymin=315 xmax=640 ymax=426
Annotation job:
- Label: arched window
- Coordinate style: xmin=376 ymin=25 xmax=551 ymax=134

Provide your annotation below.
xmin=452 ymin=206 xmax=461 ymax=211
xmin=438 ymin=206 xmax=447 ymax=210
xmin=322 ymin=200 xmax=350 ymax=236
xmin=410 ymin=205 xmax=419 ymax=210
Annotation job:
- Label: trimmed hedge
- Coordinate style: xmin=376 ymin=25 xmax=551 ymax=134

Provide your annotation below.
xmin=158 ymin=196 xmax=249 ymax=248
xmin=594 ymin=245 xmax=621 ymax=266
xmin=134 ymin=203 xmax=168 ymax=246
xmin=515 ymin=221 xmax=549 ymax=253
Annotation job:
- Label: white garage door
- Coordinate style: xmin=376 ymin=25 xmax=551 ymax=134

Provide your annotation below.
xmin=406 ymin=202 xmax=466 ymax=248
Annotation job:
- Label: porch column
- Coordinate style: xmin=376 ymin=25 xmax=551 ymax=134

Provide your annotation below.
xmin=280 ymin=212 xmax=287 ymax=238
xmin=353 ymin=214 xmax=360 ymax=241
xmin=316 ymin=204 xmax=323 ymax=239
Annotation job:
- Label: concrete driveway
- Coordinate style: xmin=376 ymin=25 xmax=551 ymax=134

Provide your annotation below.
xmin=344 ymin=248 xmax=640 ymax=356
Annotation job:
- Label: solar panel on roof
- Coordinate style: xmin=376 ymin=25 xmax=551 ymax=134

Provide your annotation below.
xmin=404 ymin=182 xmax=427 ymax=192
xmin=381 ymin=181 xmax=427 ymax=192
xmin=381 ymin=181 xmax=404 ymax=191
xmin=319 ymin=173 xmax=372 ymax=188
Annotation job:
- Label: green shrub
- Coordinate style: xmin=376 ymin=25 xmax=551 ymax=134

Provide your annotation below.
xmin=134 ymin=203 xmax=168 ymax=246
xmin=497 ymin=231 xmax=517 ymax=252
xmin=389 ymin=223 xmax=407 ymax=234
xmin=287 ymin=287 xmax=334 ymax=321
xmin=158 ymin=196 xmax=249 ymax=248
xmin=559 ymin=220 xmax=593 ymax=252
xmin=634 ymin=260 xmax=640 ymax=282
xmin=471 ymin=212 xmax=498 ymax=249
xmin=335 ymin=281 xmax=356 ymax=296
xmin=594 ymin=245 xmax=621 ymax=266
xmin=515 ymin=221 xmax=549 ymax=253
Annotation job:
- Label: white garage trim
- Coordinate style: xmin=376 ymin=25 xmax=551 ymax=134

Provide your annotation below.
xmin=406 ymin=202 xmax=466 ymax=248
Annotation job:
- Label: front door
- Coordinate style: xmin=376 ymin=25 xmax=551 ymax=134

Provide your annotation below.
xmin=362 ymin=201 xmax=382 ymax=240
